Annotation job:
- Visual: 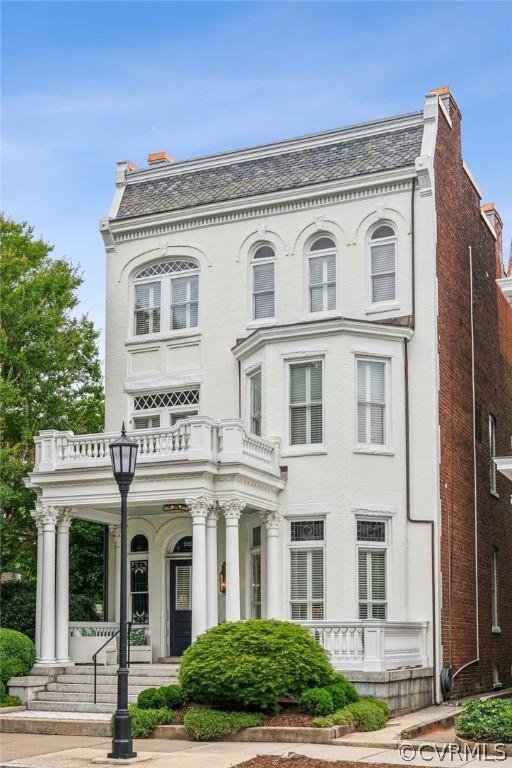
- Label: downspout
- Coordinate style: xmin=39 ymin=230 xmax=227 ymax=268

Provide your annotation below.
xmin=404 ymin=175 xmax=440 ymax=704
xmin=238 ymin=360 xmax=242 ymax=419
xmin=451 ymin=244 xmax=480 ymax=680
xmin=103 ymin=524 xmax=109 ymax=621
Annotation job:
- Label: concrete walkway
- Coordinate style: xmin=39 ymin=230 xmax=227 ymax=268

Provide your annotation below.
xmin=1 ymin=734 xmax=512 ymax=768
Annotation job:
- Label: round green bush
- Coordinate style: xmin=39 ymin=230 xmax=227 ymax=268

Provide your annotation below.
xmin=328 ymin=674 xmax=359 ymax=704
xmin=137 ymin=687 xmax=167 ymax=710
xmin=299 ymin=688 xmax=335 ymax=716
xmin=161 ymin=684 xmax=185 ymax=709
xmin=184 ymin=709 xmax=264 ymax=741
xmin=344 ymin=699 xmax=388 ymax=731
xmin=179 ymin=620 xmax=334 ymax=712
xmin=327 ymin=682 xmax=359 ymax=709
xmin=0 ymin=629 xmax=35 ymax=683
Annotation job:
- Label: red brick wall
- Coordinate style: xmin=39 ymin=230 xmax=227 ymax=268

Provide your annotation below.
xmin=434 ymin=93 xmax=512 ymax=696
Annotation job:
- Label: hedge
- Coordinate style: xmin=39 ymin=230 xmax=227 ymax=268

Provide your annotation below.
xmin=112 ymin=705 xmax=174 ymax=738
xmin=313 ymin=698 xmax=389 ymax=731
xmin=179 ymin=620 xmax=334 ymax=711
xmin=184 ymin=709 xmax=264 ymax=741
xmin=0 ymin=629 xmax=35 ymax=683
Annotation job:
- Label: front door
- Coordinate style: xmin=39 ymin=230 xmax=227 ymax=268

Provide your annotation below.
xmin=169 ymin=559 xmax=192 ymax=656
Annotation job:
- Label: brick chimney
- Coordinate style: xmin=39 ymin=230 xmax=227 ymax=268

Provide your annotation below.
xmin=482 ymin=203 xmax=504 ymax=277
xmin=428 ymin=85 xmax=462 ymax=121
xmin=147 ymin=151 xmax=175 ymax=166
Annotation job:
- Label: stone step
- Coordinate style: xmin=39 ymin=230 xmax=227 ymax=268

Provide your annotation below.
xmin=56 ymin=674 xmax=177 ymax=686
xmin=64 ymin=664 xmax=179 ymax=675
xmin=36 ymin=691 xmax=139 ymax=704
xmin=28 ymin=700 xmax=116 ymax=714
xmin=47 ymin=682 xmax=154 ymax=695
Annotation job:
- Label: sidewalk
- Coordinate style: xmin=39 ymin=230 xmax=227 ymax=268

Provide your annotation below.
xmin=1 ymin=734 xmax=512 ymax=768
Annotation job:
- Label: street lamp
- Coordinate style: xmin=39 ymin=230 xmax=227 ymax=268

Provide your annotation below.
xmin=109 ymin=423 xmax=138 ymax=760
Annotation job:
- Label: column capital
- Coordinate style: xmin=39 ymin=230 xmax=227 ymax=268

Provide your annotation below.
xmin=32 ymin=504 xmax=60 ymax=529
xmin=206 ymin=508 xmax=219 ymax=523
xmin=57 ymin=508 xmax=74 ymax=531
xmin=110 ymin=524 xmax=121 ymax=544
xmin=186 ymin=496 xmax=215 ymax=519
xmin=260 ymin=510 xmax=281 ymax=531
xmin=219 ymin=498 xmax=246 ymax=521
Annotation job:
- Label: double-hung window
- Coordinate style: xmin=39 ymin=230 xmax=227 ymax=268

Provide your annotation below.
xmin=289 ymin=361 xmax=323 ymax=445
xmin=307 ymin=237 xmax=336 ymax=313
xmin=133 ymin=259 xmax=199 ymax=336
xmin=250 ymin=370 xmax=262 ymax=436
xmin=357 ymin=359 xmax=387 ymax=446
xmin=134 ymin=282 xmax=161 ymax=335
xmin=250 ymin=526 xmax=262 ymax=618
xmin=369 ymin=224 xmax=397 ymax=304
xmin=489 ymin=414 xmax=497 ymax=494
xmin=289 ymin=520 xmax=324 ymax=620
xmin=252 ymin=244 xmax=275 ymax=320
xmin=357 ymin=520 xmax=387 ymax=620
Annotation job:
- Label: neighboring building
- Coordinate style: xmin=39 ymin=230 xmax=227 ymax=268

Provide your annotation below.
xmin=26 ymin=86 xmax=511 ymax=711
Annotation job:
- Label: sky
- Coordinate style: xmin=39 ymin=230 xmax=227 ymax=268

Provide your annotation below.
xmin=2 ymin=0 xmax=512 ymax=358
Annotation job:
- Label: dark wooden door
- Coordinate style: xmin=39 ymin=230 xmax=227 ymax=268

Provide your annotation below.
xmin=169 ymin=559 xmax=192 ymax=656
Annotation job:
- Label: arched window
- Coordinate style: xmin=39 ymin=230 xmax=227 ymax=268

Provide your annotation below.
xmin=251 ymin=244 xmax=276 ymax=320
xmin=306 ymin=236 xmax=336 ymax=313
xmin=131 ymin=534 xmax=148 ymax=553
xmin=133 ymin=259 xmax=199 ymax=335
xmin=369 ymin=224 xmax=397 ymax=304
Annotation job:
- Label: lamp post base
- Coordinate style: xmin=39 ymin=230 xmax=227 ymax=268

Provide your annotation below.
xmin=108 ymin=710 xmax=136 ymax=760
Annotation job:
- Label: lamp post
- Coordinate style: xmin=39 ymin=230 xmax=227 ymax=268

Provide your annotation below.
xmin=108 ymin=424 xmax=138 ymax=760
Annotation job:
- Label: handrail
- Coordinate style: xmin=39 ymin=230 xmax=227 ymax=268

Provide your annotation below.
xmin=92 ymin=623 xmax=132 ymax=704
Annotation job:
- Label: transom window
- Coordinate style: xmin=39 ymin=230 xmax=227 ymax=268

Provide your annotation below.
xmin=289 ymin=519 xmax=324 ymax=620
xmin=134 ymin=389 xmax=199 ymax=411
xmin=307 ymin=236 xmax=336 ymax=313
xmin=132 ymin=388 xmax=199 ymax=430
xmin=357 ymin=520 xmax=385 ymax=543
xmin=133 ymin=259 xmax=199 ymax=336
xmin=357 ymin=359 xmax=387 ymax=446
xmin=369 ymin=224 xmax=397 ymax=304
xmin=131 ymin=534 xmax=148 ymax=553
xmin=252 ymin=243 xmax=275 ymax=320
xmin=289 ymin=361 xmax=323 ymax=445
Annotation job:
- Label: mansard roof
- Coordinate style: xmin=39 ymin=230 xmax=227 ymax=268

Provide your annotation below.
xmin=115 ymin=116 xmax=423 ymax=220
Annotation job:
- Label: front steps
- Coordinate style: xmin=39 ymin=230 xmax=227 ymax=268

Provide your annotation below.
xmin=27 ymin=663 xmax=179 ymax=714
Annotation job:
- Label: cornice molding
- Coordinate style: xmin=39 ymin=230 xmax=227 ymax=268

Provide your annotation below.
xmin=232 ymin=317 xmax=414 ymax=360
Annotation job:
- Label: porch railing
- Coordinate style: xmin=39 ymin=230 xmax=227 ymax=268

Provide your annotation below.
xmin=34 ymin=418 xmax=280 ymax=475
xmin=300 ymin=620 xmax=429 ymax=671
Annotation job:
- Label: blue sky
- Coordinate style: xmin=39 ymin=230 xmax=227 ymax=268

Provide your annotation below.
xmin=2 ymin=1 xmax=511 ymax=355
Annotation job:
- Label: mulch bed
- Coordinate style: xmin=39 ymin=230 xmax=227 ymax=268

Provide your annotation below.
xmin=234 ymin=758 xmax=397 ymax=768
xmin=264 ymin=711 xmax=315 ymax=727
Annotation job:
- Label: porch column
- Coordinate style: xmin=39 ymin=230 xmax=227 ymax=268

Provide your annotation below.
xmin=206 ymin=509 xmax=219 ymax=628
xmin=56 ymin=508 xmax=73 ymax=664
xmin=30 ymin=506 xmax=44 ymax=661
xmin=39 ymin=505 xmax=59 ymax=665
xmin=219 ymin=499 xmax=246 ymax=622
xmin=186 ymin=497 xmax=214 ymax=640
xmin=261 ymin=511 xmax=281 ymax=619
xmin=110 ymin=525 xmax=121 ymax=623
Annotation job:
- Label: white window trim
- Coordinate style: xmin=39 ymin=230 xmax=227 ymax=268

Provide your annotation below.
xmin=304 ymin=241 xmax=338 ymax=318
xmin=129 ymin=262 xmax=200 ymax=342
xmin=354 ymin=356 xmax=392 ymax=454
xmin=284 ymin=356 xmax=326 ymax=454
xmin=355 ymin=517 xmax=389 ymax=622
xmin=489 ymin=414 xmax=499 ymax=497
xmin=248 ymin=244 xmax=277 ymax=326
xmin=248 ymin=367 xmax=263 ymax=437
xmin=287 ymin=517 xmax=325 ymax=621
xmin=367 ymin=224 xmax=399 ymax=309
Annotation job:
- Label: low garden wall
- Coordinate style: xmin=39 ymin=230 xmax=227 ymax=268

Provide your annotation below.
xmin=344 ymin=667 xmax=433 ymax=714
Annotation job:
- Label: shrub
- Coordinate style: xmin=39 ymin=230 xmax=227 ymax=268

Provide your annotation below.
xmin=367 ymin=698 xmax=390 ymax=718
xmin=327 ymin=674 xmax=359 ymax=704
xmin=112 ymin=705 xmax=173 ymax=738
xmin=0 ymin=629 xmax=35 ymax=683
xmin=343 ymin=699 xmax=389 ymax=731
xmin=0 ymin=695 xmax=22 ymax=708
xmin=184 ymin=708 xmax=264 ymax=741
xmin=456 ymin=699 xmax=512 ymax=743
xmin=137 ymin=687 xmax=167 ymax=710
xmin=313 ymin=709 xmax=355 ymax=728
xmin=299 ymin=688 xmax=335 ymax=716
xmin=179 ymin=620 xmax=334 ymax=712
xmin=161 ymin=684 xmax=185 ymax=709
xmin=0 ymin=681 xmax=5 ymax=699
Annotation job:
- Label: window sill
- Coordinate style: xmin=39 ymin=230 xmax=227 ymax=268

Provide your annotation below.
xmin=490 ymin=490 xmax=500 ymax=499
xmin=280 ymin=446 xmax=327 ymax=458
xmin=365 ymin=303 xmax=400 ymax=316
xmin=246 ymin=319 xmax=277 ymax=330
xmin=125 ymin=330 xmax=201 ymax=346
xmin=353 ymin=446 xmax=394 ymax=456
xmin=302 ymin=310 xmax=339 ymax=321
xmin=492 ymin=625 xmax=502 ymax=635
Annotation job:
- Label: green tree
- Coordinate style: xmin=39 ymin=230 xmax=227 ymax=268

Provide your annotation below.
xmin=0 ymin=216 xmax=105 ymax=595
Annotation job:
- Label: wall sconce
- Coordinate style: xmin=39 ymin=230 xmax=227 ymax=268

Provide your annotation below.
xmin=163 ymin=503 xmax=188 ymax=513
xmin=219 ymin=561 xmax=226 ymax=594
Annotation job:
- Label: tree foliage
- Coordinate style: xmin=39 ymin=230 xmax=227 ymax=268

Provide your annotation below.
xmin=0 ymin=216 xmax=104 ymax=588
